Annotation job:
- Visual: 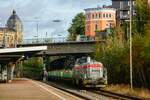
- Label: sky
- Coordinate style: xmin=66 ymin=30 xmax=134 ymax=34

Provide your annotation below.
xmin=0 ymin=0 xmax=111 ymax=39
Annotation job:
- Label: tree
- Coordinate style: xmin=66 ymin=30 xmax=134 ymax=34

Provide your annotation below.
xmin=68 ymin=13 xmax=85 ymax=40
xmin=133 ymin=0 xmax=150 ymax=35
xmin=22 ymin=57 xmax=43 ymax=80
xmin=93 ymin=0 xmax=150 ymax=88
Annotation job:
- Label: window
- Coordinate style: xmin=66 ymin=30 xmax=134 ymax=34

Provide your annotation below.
xmin=95 ymin=13 xmax=97 ymax=19
xmin=106 ymin=14 xmax=108 ymax=18
xmin=133 ymin=1 xmax=136 ymax=6
xmin=128 ymin=1 xmax=130 ymax=6
xmin=99 ymin=14 xmax=101 ymax=18
xmin=103 ymin=14 xmax=105 ymax=18
xmin=92 ymin=14 xmax=94 ymax=19
xmin=109 ymin=14 xmax=111 ymax=18
xmin=95 ymin=24 xmax=98 ymax=31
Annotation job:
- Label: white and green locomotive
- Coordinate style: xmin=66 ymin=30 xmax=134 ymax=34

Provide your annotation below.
xmin=48 ymin=57 xmax=107 ymax=87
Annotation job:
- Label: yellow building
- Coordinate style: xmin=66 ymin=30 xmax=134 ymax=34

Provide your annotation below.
xmin=0 ymin=10 xmax=23 ymax=47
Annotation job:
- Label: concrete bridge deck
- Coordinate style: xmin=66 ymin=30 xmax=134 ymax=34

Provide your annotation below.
xmin=0 ymin=78 xmax=81 ymax=100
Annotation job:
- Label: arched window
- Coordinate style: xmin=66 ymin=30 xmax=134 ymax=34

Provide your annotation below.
xmin=103 ymin=14 xmax=105 ymax=18
xmin=92 ymin=14 xmax=95 ymax=19
xmin=96 ymin=13 xmax=97 ymax=19
xmin=99 ymin=14 xmax=101 ymax=18
xmin=109 ymin=14 xmax=111 ymax=18
xmin=106 ymin=14 xmax=108 ymax=18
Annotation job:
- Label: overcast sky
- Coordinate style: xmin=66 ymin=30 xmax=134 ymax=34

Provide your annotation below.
xmin=0 ymin=0 xmax=111 ymax=39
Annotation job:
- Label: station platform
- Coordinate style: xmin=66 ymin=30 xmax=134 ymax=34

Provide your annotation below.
xmin=0 ymin=78 xmax=81 ymax=100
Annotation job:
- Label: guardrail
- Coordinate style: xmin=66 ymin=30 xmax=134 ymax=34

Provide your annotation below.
xmin=21 ymin=37 xmax=96 ymax=44
xmin=22 ymin=37 xmax=68 ymax=44
xmin=0 ymin=37 xmax=97 ymax=47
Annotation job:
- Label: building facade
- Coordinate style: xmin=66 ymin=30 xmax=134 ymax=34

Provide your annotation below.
xmin=0 ymin=10 xmax=23 ymax=47
xmin=0 ymin=28 xmax=15 ymax=47
xmin=85 ymin=6 xmax=116 ymax=37
xmin=112 ymin=0 xmax=135 ymax=24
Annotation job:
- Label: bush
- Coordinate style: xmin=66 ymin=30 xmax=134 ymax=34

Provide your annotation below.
xmin=22 ymin=57 xmax=43 ymax=80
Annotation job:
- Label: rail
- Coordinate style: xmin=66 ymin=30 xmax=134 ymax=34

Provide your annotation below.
xmin=45 ymin=81 xmax=148 ymax=100
xmin=21 ymin=37 xmax=96 ymax=44
xmin=91 ymin=89 xmax=147 ymax=100
xmin=22 ymin=37 xmax=68 ymax=44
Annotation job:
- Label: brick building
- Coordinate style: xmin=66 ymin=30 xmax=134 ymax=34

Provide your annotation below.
xmin=85 ymin=6 xmax=116 ymax=37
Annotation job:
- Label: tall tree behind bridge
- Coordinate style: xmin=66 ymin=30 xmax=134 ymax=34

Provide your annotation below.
xmin=68 ymin=13 xmax=85 ymax=40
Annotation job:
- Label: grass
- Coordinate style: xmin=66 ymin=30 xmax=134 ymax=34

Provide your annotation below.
xmin=104 ymin=84 xmax=150 ymax=99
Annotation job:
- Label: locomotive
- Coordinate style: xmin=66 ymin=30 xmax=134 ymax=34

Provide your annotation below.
xmin=48 ymin=56 xmax=107 ymax=87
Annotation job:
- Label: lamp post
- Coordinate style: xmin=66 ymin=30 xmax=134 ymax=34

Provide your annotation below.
xmin=34 ymin=35 xmax=38 ymax=43
xmin=129 ymin=0 xmax=133 ymax=90
xmin=51 ymin=19 xmax=61 ymax=42
xmin=35 ymin=17 xmax=39 ymax=43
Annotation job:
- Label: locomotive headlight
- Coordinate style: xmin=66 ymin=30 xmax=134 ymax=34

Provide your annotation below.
xmin=84 ymin=74 xmax=87 ymax=79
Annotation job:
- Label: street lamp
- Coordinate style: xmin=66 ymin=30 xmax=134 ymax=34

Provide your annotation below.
xmin=51 ymin=19 xmax=62 ymax=42
xmin=34 ymin=35 xmax=38 ymax=43
xmin=35 ymin=17 xmax=39 ymax=43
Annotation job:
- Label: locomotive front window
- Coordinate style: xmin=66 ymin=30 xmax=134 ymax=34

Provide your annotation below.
xmin=92 ymin=70 xmax=99 ymax=72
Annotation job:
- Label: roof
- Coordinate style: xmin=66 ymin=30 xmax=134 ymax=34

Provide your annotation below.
xmin=0 ymin=46 xmax=47 ymax=64
xmin=85 ymin=6 xmax=116 ymax=12
xmin=0 ymin=46 xmax=47 ymax=54
xmin=0 ymin=27 xmax=8 ymax=31
xmin=6 ymin=10 xmax=23 ymax=33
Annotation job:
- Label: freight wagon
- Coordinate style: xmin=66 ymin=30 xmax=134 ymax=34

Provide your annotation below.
xmin=48 ymin=57 xmax=107 ymax=87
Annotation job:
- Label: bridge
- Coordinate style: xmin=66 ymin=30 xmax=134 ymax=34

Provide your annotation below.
xmin=18 ymin=38 xmax=105 ymax=56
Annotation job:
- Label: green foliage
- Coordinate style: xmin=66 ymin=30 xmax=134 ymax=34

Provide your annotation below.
xmin=22 ymin=57 xmax=43 ymax=80
xmin=68 ymin=13 xmax=85 ymax=40
xmin=133 ymin=0 xmax=150 ymax=35
xmin=94 ymin=35 xmax=130 ymax=84
xmin=93 ymin=0 xmax=150 ymax=89
xmin=131 ymin=33 xmax=150 ymax=88
xmin=94 ymin=27 xmax=150 ymax=88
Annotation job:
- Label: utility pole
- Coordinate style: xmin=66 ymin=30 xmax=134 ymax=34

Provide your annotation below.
xmin=129 ymin=0 xmax=133 ymax=90
xmin=35 ymin=17 xmax=39 ymax=43
xmin=36 ymin=20 xmax=39 ymax=43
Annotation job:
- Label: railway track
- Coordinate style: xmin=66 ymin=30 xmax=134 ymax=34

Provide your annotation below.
xmin=90 ymin=89 xmax=147 ymax=100
xmin=44 ymin=81 xmax=113 ymax=100
xmin=44 ymin=81 xmax=148 ymax=100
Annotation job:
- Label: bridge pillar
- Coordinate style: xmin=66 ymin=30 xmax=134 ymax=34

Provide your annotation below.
xmin=15 ymin=61 xmax=23 ymax=78
xmin=42 ymin=56 xmax=48 ymax=82
xmin=7 ymin=62 xmax=15 ymax=83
